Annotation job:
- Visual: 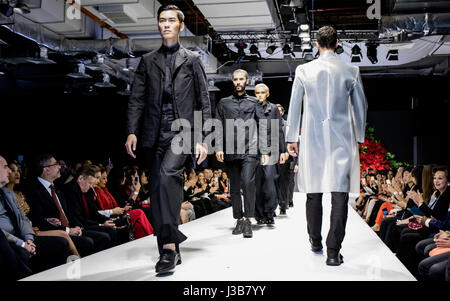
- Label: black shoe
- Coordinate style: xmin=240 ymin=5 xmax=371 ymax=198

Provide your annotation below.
xmin=256 ymin=218 xmax=266 ymax=225
xmin=326 ymin=253 xmax=344 ymax=266
xmin=232 ymin=219 xmax=244 ymax=235
xmin=266 ymin=217 xmax=275 ymax=225
xmin=279 ymin=208 xmax=287 ymax=215
xmin=155 ymin=249 xmax=181 ymax=274
xmin=242 ymin=220 xmax=253 ymax=238
xmin=289 ymin=202 xmax=293 ymax=208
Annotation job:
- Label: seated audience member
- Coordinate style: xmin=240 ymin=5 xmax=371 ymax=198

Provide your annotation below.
xmin=417 ymin=230 xmax=450 ymax=280
xmin=188 ymin=172 xmax=215 ymax=218
xmin=0 ymin=228 xmax=32 ymax=280
xmin=139 ymin=168 xmax=151 ymax=204
xmin=8 ymin=162 xmax=80 ymax=258
xmin=25 ymin=154 xmax=98 ymax=257
xmin=95 ymin=166 xmax=153 ymax=239
xmin=395 ymin=166 xmax=449 ymax=276
xmin=0 ymin=155 xmax=71 ymax=275
xmin=62 ymin=165 xmax=117 ymax=250
xmin=378 ymin=166 xmax=420 ymax=251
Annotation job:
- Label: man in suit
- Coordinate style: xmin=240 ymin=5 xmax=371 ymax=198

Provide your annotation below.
xmin=62 ymin=165 xmax=117 ymax=250
xmin=125 ymin=4 xmax=211 ymax=274
xmin=0 ymin=155 xmax=70 ymax=275
xmin=286 ymin=26 xmax=367 ymax=266
xmin=254 ymin=83 xmax=288 ymax=225
xmin=25 ymin=154 xmax=99 ymax=257
xmin=215 ymin=69 xmax=269 ymax=238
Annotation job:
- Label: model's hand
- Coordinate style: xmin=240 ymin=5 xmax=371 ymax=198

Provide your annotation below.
xmin=195 ymin=143 xmax=208 ymax=165
xmin=216 ymin=151 xmax=224 ymax=163
xmin=261 ymin=155 xmax=270 ymax=165
xmin=287 ymin=142 xmax=298 ymax=157
xmin=279 ymin=152 xmax=288 ymax=164
xmin=125 ymin=134 xmax=137 ymax=158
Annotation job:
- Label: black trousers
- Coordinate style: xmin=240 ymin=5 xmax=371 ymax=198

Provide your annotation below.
xmin=396 ymin=226 xmax=434 ymax=276
xmin=10 ymin=236 xmax=71 ymax=275
xmin=86 ymin=225 xmax=117 ymax=248
xmin=278 ymin=157 xmax=295 ymax=209
xmin=70 ymin=235 xmax=94 ymax=257
xmin=255 ymin=163 xmax=279 ymax=219
xmin=0 ymin=230 xmax=32 ymax=280
xmin=379 ymin=217 xmax=408 ymax=252
xmin=226 ymin=156 xmax=259 ymax=219
xmin=144 ymin=129 xmax=188 ymax=254
xmin=306 ymin=192 xmax=349 ymax=255
xmin=83 ymin=229 xmax=113 ymax=253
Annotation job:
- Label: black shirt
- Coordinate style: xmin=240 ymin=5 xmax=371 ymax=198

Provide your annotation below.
xmin=215 ymin=92 xmax=269 ymax=161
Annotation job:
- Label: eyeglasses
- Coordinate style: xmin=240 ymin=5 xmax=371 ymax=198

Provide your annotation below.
xmin=42 ymin=162 xmax=60 ymax=168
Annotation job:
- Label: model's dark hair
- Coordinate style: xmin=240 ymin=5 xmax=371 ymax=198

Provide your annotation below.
xmin=316 ymin=26 xmax=337 ymax=49
xmin=157 ymin=4 xmax=185 ymax=23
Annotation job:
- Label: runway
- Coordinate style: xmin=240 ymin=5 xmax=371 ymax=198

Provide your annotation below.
xmin=23 ymin=193 xmax=415 ymax=281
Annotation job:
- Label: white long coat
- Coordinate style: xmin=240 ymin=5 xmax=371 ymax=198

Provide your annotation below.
xmin=286 ymin=50 xmax=367 ymax=194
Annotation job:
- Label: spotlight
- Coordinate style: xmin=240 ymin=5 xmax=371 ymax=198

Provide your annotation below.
xmin=249 ymin=44 xmax=261 ymax=58
xmin=335 ymin=45 xmax=344 ymax=55
xmin=303 ymin=49 xmax=313 ymax=61
xmin=95 ymin=73 xmax=116 ymax=88
xmin=301 ymin=42 xmax=312 ymax=51
xmin=266 ymin=45 xmax=277 ymax=55
xmin=67 ymin=63 xmax=93 ymax=79
xmin=299 ymin=24 xmax=309 ymax=32
xmin=13 ymin=3 xmax=30 ymax=14
xmin=283 ymin=44 xmax=294 ymax=57
xmin=0 ymin=3 xmax=14 ymax=17
xmin=235 ymin=41 xmax=248 ymax=57
xmin=366 ymin=42 xmax=379 ymax=64
xmin=386 ymin=49 xmax=399 ymax=61
xmin=351 ymin=45 xmax=363 ymax=63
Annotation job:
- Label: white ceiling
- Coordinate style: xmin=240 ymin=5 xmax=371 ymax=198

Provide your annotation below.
xmin=193 ymin=0 xmax=275 ymax=31
xmin=15 ymin=0 xmax=277 ymax=39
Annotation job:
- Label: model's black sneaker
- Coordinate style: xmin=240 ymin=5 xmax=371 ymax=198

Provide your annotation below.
xmin=242 ymin=220 xmax=253 ymax=238
xmin=279 ymin=208 xmax=287 ymax=215
xmin=232 ymin=219 xmax=244 ymax=235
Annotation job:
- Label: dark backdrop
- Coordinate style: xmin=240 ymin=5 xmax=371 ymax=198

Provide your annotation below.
xmin=1 ymin=73 xmax=449 ymax=168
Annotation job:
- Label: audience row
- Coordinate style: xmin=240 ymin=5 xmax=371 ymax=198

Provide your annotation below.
xmin=353 ymin=165 xmax=450 ymax=280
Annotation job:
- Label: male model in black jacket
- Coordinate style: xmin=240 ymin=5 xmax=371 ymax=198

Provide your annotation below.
xmin=215 ymin=69 xmax=269 ymax=239
xmin=125 ymin=5 xmax=210 ymax=274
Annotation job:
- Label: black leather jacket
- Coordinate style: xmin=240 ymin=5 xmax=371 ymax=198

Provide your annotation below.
xmin=127 ymin=45 xmax=211 ymax=148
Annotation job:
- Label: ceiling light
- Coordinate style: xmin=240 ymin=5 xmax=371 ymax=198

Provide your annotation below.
xmin=335 ymin=45 xmax=344 ymax=55
xmin=249 ymin=44 xmax=261 ymax=58
xmin=387 ymin=49 xmax=399 ymax=61
xmin=67 ymin=63 xmax=93 ymax=79
xmin=13 ymin=3 xmax=30 ymax=14
xmin=351 ymin=45 xmax=362 ymax=63
xmin=366 ymin=42 xmax=379 ymax=64
xmin=266 ymin=45 xmax=277 ymax=55
xmin=299 ymin=24 xmax=309 ymax=31
xmin=95 ymin=73 xmax=116 ymax=88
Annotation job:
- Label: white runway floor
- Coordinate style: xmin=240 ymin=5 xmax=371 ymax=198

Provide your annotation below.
xmin=23 ymin=193 xmax=415 ymax=281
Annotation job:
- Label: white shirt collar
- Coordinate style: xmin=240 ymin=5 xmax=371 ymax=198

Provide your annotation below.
xmin=37 ymin=177 xmax=53 ymax=191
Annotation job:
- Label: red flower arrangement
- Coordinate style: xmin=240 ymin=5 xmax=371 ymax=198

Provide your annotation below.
xmin=359 ymin=139 xmax=391 ymax=172
xmin=359 ymin=124 xmax=408 ymax=173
